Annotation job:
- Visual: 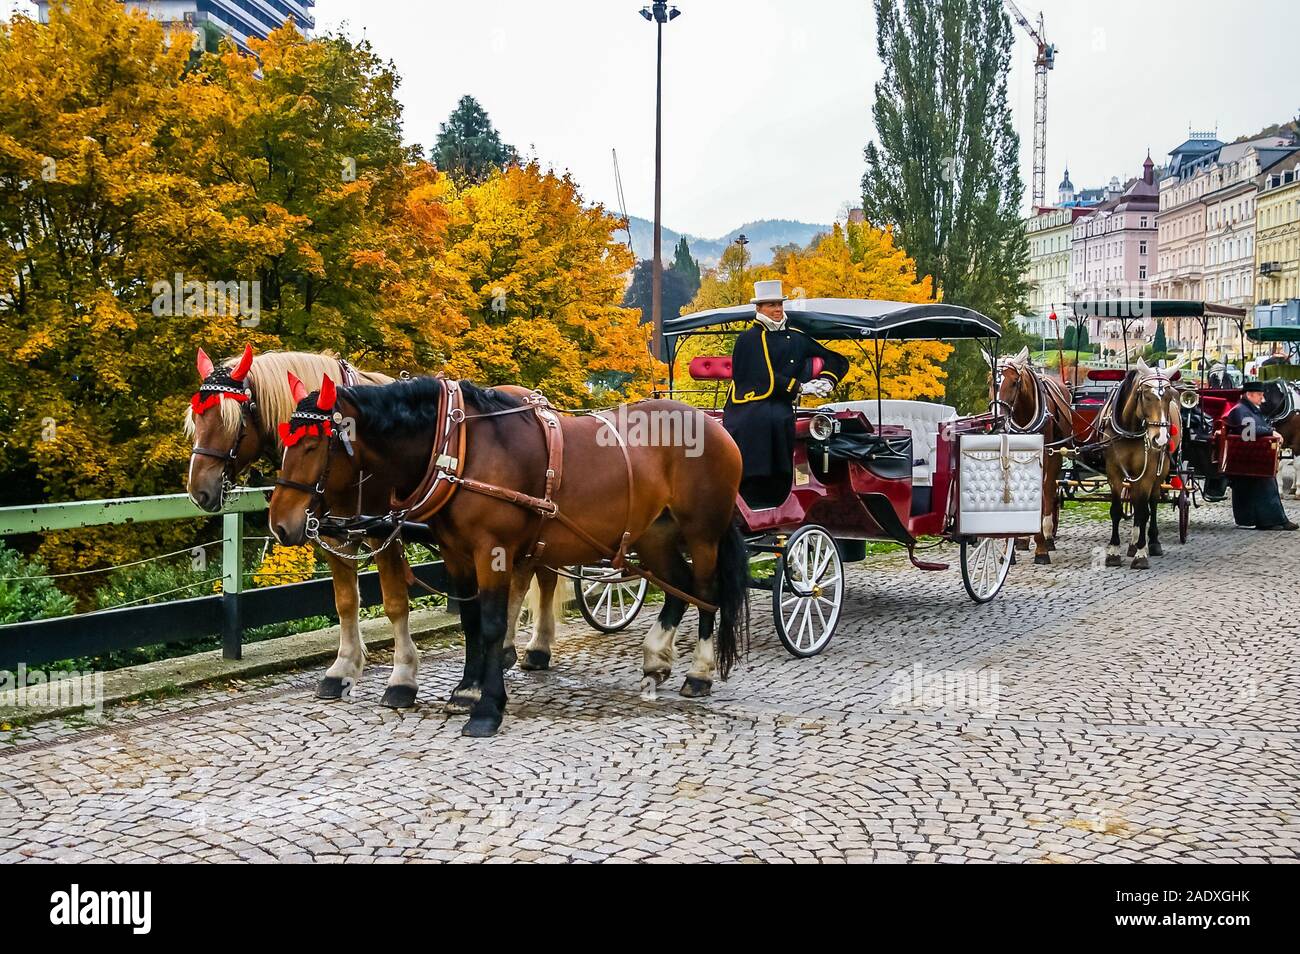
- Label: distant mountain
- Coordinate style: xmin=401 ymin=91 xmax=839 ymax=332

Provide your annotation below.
xmin=622 ymin=216 xmax=831 ymax=267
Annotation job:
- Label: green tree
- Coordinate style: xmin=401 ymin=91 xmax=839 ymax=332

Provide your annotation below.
xmin=432 ymin=95 xmax=519 ymax=185
xmin=1063 ymin=325 xmax=1077 ymax=351
xmin=1152 ymin=320 xmax=1167 ymax=355
xmin=860 ymin=0 xmax=1030 ymax=412
xmin=670 ymin=237 xmax=701 ymax=296
xmin=623 ymin=259 xmax=696 ymax=325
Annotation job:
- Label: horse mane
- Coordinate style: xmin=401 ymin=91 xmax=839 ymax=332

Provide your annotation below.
xmin=341 ymin=376 xmax=523 ymax=440
xmin=1112 ymin=369 xmax=1139 ymax=426
xmin=183 ymin=351 xmax=393 ymax=451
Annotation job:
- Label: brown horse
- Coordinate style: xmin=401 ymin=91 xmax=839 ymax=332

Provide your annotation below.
xmin=267 ymin=375 xmax=750 ymax=737
xmin=994 ymin=346 xmax=1075 ymax=564
xmin=1101 ymin=359 xmax=1180 ymax=570
xmin=185 ymin=348 xmax=568 ymax=707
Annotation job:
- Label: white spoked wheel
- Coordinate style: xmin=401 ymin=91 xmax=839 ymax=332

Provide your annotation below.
xmin=772 ymin=525 xmax=843 ymax=658
xmin=574 ymin=564 xmax=648 ymax=633
xmin=959 ymin=536 xmax=1014 ymax=603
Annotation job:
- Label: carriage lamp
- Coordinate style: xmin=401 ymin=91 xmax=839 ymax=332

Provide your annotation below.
xmin=809 ymin=413 xmax=835 ymax=442
xmin=1179 ymin=389 xmax=1200 ymax=410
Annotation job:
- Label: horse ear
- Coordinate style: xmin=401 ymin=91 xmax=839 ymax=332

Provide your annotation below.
xmin=229 ymin=344 xmax=254 ymax=382
xmin=1016 ymin=346 xmax=1029 ymax=363
xmin=197 ymin=348 xmax=214 ymax=380
xmin=288 ymin=372 xmax=308 ymax=406
xmin=1135 ymin=357 xmax=1149 ymax=373
xmin=317 ymin=374 xmax=337 ymax=412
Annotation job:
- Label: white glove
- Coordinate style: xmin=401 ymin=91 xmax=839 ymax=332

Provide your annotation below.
xmin=800 ymin=378 xmax=833 ymax=399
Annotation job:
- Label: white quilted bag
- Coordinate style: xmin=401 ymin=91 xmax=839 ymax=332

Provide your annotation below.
xmin=957 ymin=434 xmax=1044 ymax=535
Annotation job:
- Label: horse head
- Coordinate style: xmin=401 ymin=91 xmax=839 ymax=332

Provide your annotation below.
xmin=1128 ymin=358 xmax=1173 ymax=449
xmin=186 ymin=344 xmax=257 ymax=512
xmin=268 ymin=373 xmax=351 ymax=547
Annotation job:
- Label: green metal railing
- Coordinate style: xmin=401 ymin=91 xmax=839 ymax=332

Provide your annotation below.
xmin=0 ymin=489 xmax=448 ymax=670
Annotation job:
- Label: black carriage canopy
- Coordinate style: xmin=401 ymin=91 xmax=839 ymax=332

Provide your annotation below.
xmin=664 ymin=298 xmax=1002 ymax=341
xmin=1247 ymin=325 xmax=1300 ymax=343
xmin=1066 ymin=299 xmax=1248 ymax=320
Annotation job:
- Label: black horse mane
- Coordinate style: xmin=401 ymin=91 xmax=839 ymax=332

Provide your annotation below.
xmin=1112 ymin=369 xmax=1139 ymax=424
xmin=338 ymin=376 xmax=523 ymax=439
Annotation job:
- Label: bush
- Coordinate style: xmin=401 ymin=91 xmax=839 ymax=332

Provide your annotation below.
xmin=93 ymin=558 xmax=218 ymax=610
xmin=0 ymin=543 xmax=76 ymax=624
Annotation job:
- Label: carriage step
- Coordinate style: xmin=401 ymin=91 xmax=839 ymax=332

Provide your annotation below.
xmin=907 ymin=552 xmax=948 ymax=571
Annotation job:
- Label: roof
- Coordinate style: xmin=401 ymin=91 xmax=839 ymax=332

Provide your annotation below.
xmin=1068 ymin=299 xmax=1248 ymax=320
xmin=665 ymin=298 xmax=1002 ymax=341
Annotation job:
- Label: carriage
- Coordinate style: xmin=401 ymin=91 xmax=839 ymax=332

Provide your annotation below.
xmin=1053 ymin=299 xmax=1284 ymax=542
xmin=574 ymin=299 xmax=1044 ymax=657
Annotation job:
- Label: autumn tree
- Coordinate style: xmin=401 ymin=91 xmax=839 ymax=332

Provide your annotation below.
xmin=432 ymin=95 xmax=519 ymax=186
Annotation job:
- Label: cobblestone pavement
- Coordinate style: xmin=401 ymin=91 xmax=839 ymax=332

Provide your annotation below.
xmin=2 ymin=505 xmax=1298 ymax=863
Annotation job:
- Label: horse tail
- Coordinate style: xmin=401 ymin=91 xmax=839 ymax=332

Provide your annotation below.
xmin=713 ymin=511 xmax=750 ymax=680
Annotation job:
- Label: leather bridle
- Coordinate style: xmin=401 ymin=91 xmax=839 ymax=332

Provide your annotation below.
xmin=190 ymin=378 xmax=263 ymax=505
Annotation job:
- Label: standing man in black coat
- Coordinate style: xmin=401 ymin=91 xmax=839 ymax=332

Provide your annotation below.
xmin=1225 ymin=381 xmax=1297 ymax=530
xmin=723 ymin=280 xmax=849 ymax=506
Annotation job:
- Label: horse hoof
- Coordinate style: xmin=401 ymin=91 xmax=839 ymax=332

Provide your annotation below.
xmin=380 ymin=684 xmax=417 ymax=709
xmin=1149 ymin=543 xmax=1164 ymax=557
xmin=1131 ymin=557 xmax=1150 ymax=570
xmin=1104 ymin=555 xmax=1122 ymax=568
xmin=519 ymin=649 xmax=551 ymax=671
xmin=639 ymin=676 xmax=661 ymax=701
xmin=461 ymin=716 xmax=501 ymax=738
xmin=679 ymin=676 xmax=712 ymax=698
xmin=316 ymin=676 xmax=353 ymax=700
xmin=501 ymin=646 xmax=517 ymax=671
xmin=1033 ymin=554 xmax=1051 ymax=565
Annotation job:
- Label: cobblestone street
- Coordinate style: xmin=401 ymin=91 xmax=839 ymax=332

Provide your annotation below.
xmin=2 ymin=505 xmax=1298 ymax=863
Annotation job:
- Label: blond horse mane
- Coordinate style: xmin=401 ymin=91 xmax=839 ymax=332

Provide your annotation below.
xmin=183 ymin=351 xmax=393 ymax=453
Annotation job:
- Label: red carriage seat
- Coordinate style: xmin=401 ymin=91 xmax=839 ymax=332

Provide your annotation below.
xmin=689 ymin=356 xmax=732 ymax=380
xmin=1199 ymin=396 xmax=1230 ymax=421
xmin=688 ymin=355 xmax=824 ymax=381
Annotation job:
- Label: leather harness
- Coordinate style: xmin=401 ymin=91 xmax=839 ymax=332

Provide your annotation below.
xmin=392 ymin=380 xmax=715 ymax=612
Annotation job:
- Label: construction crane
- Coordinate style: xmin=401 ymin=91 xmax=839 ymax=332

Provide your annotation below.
xmin=1005 ymin=1 xmax=1056 ymax=208
xmin=611 ymin=148 xmax=634 ymax=254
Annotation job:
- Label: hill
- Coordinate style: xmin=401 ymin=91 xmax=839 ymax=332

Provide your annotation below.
xmin=623 ymin=216 xmax=831 ymax=267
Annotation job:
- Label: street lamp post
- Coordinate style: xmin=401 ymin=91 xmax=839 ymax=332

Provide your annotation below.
xmin=641 ymin=2 xmax=680 ymax=365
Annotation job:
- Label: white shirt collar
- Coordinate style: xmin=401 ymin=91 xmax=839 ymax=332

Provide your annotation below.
xmin=755 ymin=313 xmax=787 ymax=332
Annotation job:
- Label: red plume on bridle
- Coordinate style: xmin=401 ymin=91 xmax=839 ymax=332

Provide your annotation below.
xmin=280 ymin=372 xmax=335 ymax=447
xmin=230 ymin=344 xmax=253 ymax=382
xmin=287 ymin=371 xmax=309 ymax=406
xmin=317 ymin=374 xmax=337 ymax=411
xmin=191 ymin=345 xmax=254 ymax=416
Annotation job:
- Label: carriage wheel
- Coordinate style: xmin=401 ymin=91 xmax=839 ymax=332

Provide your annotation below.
xmin=574 ymin=564 xmax=648 ymax=633
xmin=772 ymin=525 xmax=843 ymax=658
xmin=1177 ymin=488 xmax=1190 ymax=544
xmin=960 ymin=536 xmax=1014 ymax=604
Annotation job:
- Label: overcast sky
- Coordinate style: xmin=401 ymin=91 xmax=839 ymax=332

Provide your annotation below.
xmin=12 ymin=0 xmax=1300 ymax=237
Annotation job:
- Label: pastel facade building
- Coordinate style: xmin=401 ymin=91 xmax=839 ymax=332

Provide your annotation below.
xmin=1255 ymin=158 xmax=1300 ymax=306
xmin=1068 ymin=156 xmax=1160 ymax=356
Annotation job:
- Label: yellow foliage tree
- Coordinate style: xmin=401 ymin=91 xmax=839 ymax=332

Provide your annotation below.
xmin=674 ymin=222 xmax=950 ymax=406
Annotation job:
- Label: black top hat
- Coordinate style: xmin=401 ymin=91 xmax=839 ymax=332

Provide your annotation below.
xmin=1242 ymin=380 xmax=1266 ymax=394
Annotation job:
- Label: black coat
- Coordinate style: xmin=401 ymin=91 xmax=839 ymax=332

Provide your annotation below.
xmin=1226 ymin=399 xmax=1274 ymax=438
xmin=1226 ymin=398 xmax=1289 ymax=527
xmin=722 ymin=323 xmax=849 ymax=479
